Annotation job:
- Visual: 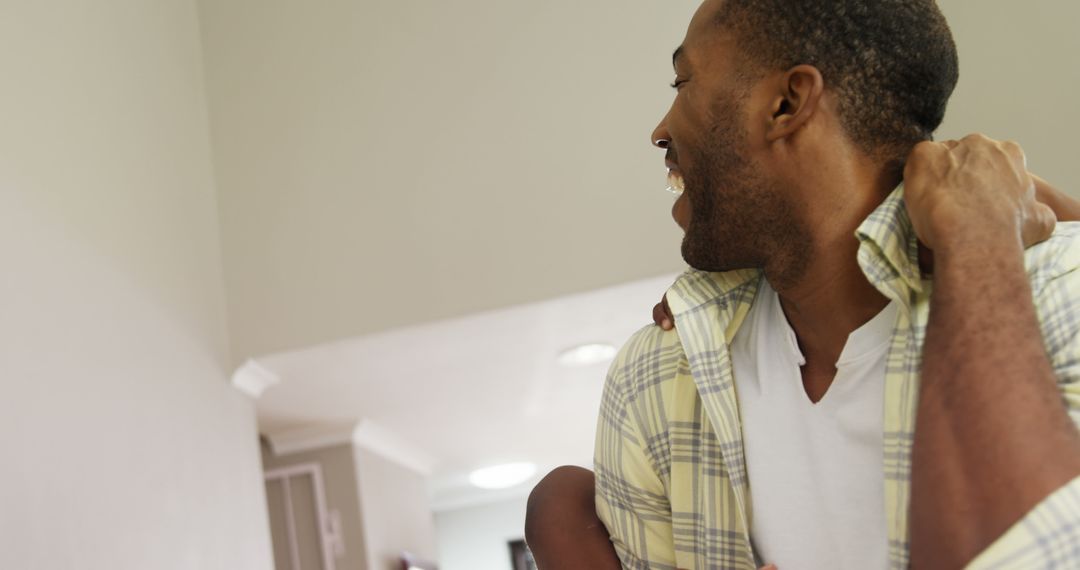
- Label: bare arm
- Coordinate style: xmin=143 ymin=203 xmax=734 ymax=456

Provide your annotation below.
xmin=1034 ymin=174 xmax=1080 ymax=221
xmin=904 ymin=135 xmax=1080 ymax=568
xmin=525 ymin=466 xmax=622 ymax=570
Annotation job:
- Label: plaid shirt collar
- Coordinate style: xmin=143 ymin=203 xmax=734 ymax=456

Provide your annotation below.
xmin=667 ymin=185 xmax=920 ymax=324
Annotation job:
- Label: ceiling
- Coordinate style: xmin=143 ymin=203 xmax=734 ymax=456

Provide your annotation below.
xmin=252 ymin=273 xmax=677 ymax=509
xmin=199 ymin=0 xmax=1080 ymax=509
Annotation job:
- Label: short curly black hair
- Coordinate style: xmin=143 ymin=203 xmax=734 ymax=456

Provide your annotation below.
xmin=715 ymin=0 xmax=959 ymax=164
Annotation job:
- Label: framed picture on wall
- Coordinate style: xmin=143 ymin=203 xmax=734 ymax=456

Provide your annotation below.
xmin=508 ymin=539 xmax=537 ymax=570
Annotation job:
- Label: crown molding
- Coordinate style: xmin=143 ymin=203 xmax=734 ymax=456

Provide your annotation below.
xmin=263 ymin=420 xmax=435 ymax=476
xmin=265 ymin=423 xmax=358 ymax=456
xmin=353 ymin=419 xmax=435 ymax=476
xmin=231 ymin=359 xmax=281 ymax=399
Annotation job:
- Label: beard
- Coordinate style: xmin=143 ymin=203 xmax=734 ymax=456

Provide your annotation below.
xmin=679 ymin=95 xmax=811 ymax=282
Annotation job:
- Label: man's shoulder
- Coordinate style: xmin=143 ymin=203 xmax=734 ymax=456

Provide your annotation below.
xmin=605 ymin=324 xmax=687 ymax=404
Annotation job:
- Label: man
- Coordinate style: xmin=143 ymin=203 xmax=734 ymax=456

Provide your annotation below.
xmin=525 ymin=161 xmax=1080 ymax=569
xmin=526 ymin=0 xmax=1080 ymax=568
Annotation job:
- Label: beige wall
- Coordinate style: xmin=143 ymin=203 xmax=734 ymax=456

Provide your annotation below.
xmin=262 ymin=442 xmax=370 ymax=570
xmin=355 ymin=449 xmax=438 ymax=570
xmin=937 ymin=0 xmax=1080 ymax=192
xmin=0 ymin=1 xmax=271 ymax=568
xmin=260 ymin=443 xmax=437 ymax=570
xmin=196 ymin=0 xmax=693 ymax=360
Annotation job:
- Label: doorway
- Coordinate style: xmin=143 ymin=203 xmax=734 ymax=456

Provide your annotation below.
xmin=265 ymin=463 xmax=342 ymax=570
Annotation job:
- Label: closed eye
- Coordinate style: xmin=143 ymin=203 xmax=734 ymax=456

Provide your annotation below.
xmin=670 ymin=79 xmax=688 ymax=90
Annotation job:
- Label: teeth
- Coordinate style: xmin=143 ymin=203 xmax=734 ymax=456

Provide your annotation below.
xmin=666 ymin=169 xmax=685 ymax=196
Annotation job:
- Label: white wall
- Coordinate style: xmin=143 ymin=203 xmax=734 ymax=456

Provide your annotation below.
xmin=0 ymin=1 xmax=272 ymax=568
xmin=434 ymin=496 xmax=529 ymax=570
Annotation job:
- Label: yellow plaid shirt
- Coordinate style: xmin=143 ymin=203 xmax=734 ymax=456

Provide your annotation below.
xmin=594 ymin=187 xmax=1080 ymax=569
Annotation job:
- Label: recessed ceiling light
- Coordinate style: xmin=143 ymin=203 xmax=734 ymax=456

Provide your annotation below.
xmin=468 ymin=462 xmax=538 ymax=490
xmin=557 ymin=343 xmax=617 ymax=367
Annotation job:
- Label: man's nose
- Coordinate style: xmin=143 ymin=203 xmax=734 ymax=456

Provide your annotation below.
xmin=652 ymin=120 xmax=671 ymax=149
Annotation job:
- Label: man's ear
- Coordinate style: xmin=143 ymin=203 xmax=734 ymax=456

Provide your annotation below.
xmin=765 ymin=64 xmax=825 ymax=143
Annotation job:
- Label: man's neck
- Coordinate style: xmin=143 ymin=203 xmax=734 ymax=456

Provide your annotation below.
xmin=764 ymin=164 xmax=899 ymax=376
xmin=773 ymin=245 xmax=888 ymax=372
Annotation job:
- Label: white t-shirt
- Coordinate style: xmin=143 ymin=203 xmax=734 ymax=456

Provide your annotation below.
xmin=731 ymin=279 xmax=898 ymax=570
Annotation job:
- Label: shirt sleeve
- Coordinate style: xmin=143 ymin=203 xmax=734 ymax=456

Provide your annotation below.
xmin=966 ymin=227 xmax=1080 ymax=569
xmin=965 ymin=476 xmax=1080 ymax=569
xmin=593 ymin=327 xmax=679 ymax=570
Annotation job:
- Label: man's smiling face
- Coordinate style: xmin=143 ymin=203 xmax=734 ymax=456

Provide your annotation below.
xmin=653 ymin=0 xmax=808 ymax=274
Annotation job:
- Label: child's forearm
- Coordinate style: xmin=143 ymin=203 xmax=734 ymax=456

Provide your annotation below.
xmin=525 ymin=466 xmax=622 ymax=569
xmin=1034 ymin=175 xmax=1080 ymax=221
